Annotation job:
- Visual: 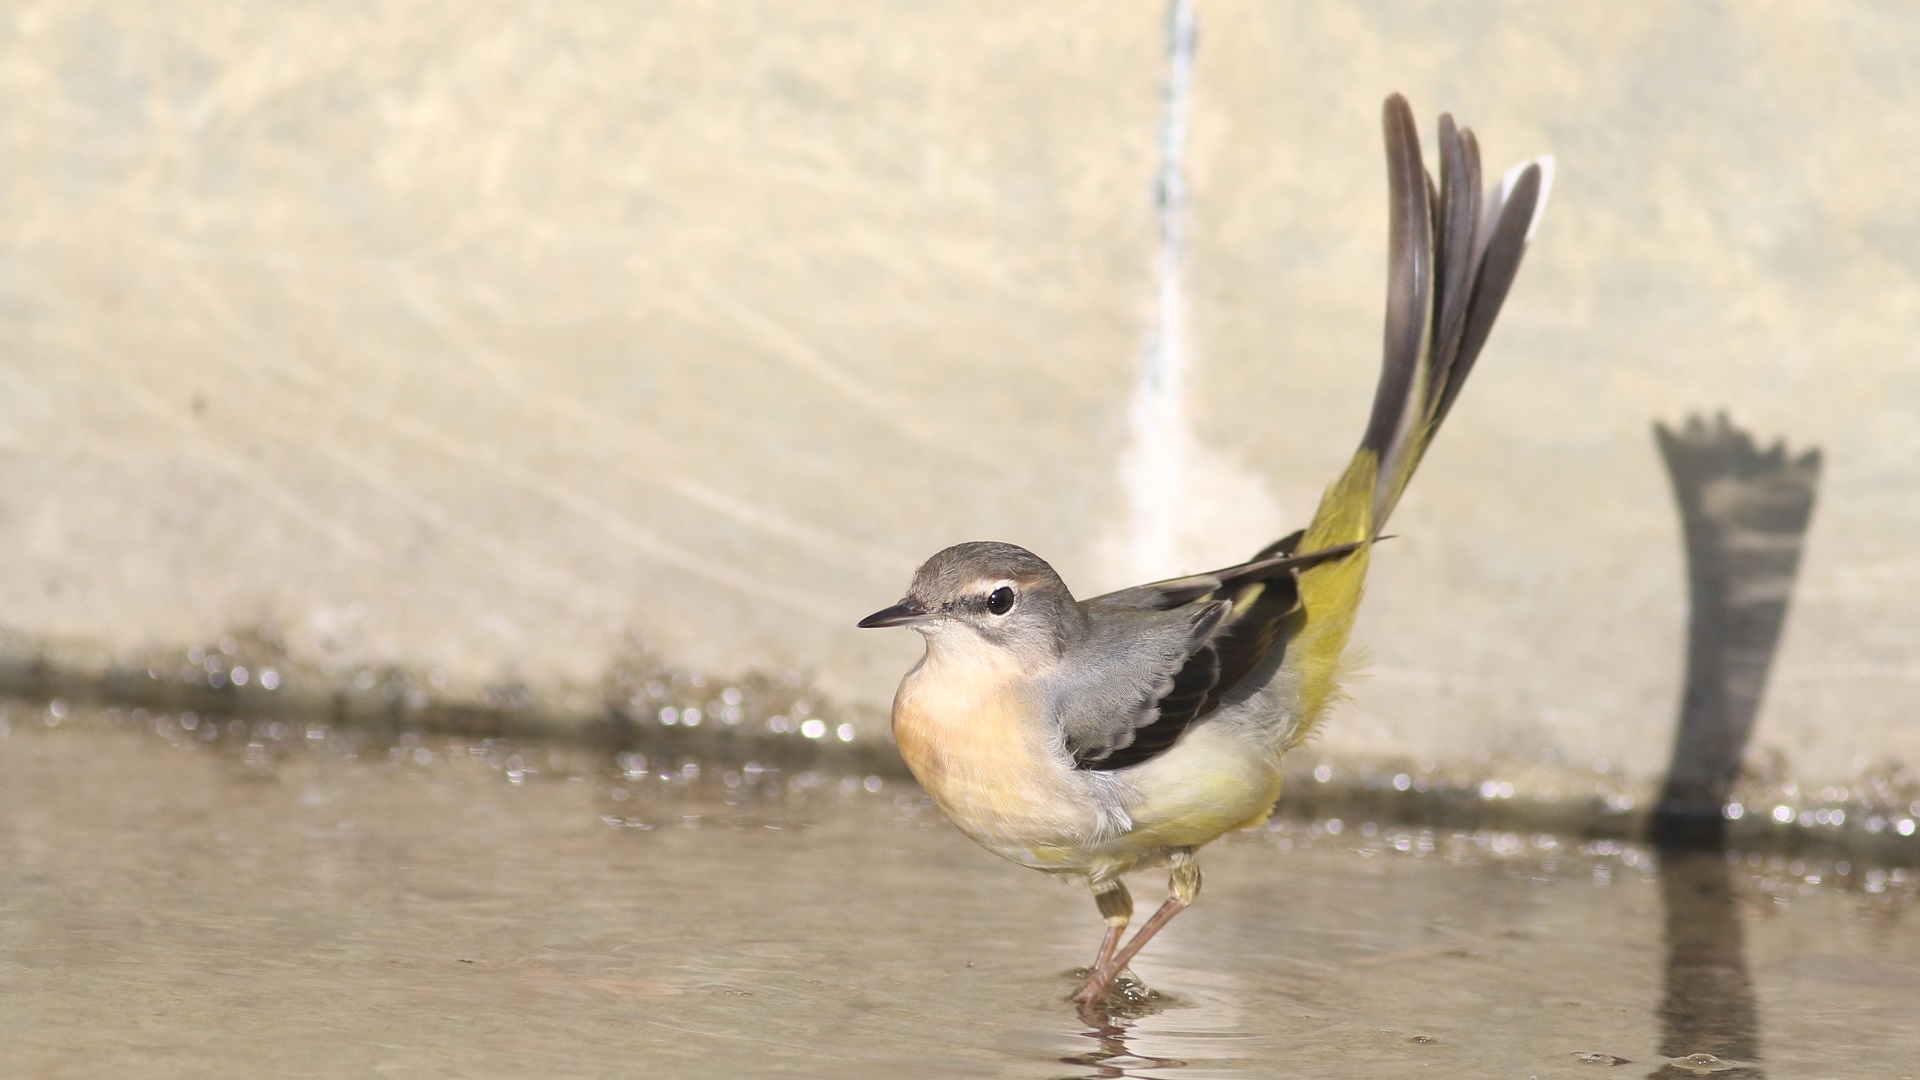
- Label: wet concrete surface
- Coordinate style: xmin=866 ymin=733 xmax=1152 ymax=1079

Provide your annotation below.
xmin=3 ymin=704 xmax=1916 ymax=1078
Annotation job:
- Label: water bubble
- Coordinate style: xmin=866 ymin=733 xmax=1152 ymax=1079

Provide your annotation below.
xmin=659 ymin=707 xmax=679 ymax=726
xmin=230 ymin=666 xmax=249 ymax=686
xmin=800 ymin=719 xmax=827 ymax=739
xmin=260 ymin=668 xmax=281 ymax=690
xmin=835 ymin=723 xmax=855 ymax=742
xmin=1772 ymin=805 xmax=1794 ymax=824
xmin=682 ymin=708 xmax=702 ymax=728
xmin=1722 ymin=802 xmax=1744 ymax=820
xmin=863 ymin=776 xmax=883 ymax=793
xmin=1570 ymin=1051 xmax=1630 ymax=1065
xmin=1313 ymin=764 xmax=1332 ymax=783
xmin=1393 ymin=773 xmax=1411 ymax=791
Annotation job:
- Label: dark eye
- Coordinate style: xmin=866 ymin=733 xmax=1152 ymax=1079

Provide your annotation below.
xmin=986 ymin=586 xmax=1015 ymax=616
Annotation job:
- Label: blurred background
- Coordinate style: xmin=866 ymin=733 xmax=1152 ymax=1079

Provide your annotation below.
xmin=1 ymin=0 xmax=1914 ymax=795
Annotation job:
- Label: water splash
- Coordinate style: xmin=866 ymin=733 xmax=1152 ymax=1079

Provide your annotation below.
xmin=1108 ymin=0 xmax=1281 ymax=583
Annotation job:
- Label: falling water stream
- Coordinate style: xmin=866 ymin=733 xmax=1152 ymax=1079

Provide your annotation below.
xmin=1118 ymin=0 xmax=1200 ymax=581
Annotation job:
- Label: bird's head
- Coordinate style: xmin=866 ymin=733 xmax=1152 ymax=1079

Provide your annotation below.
xmin=858 ymin=541 xmax=1082 ymax=663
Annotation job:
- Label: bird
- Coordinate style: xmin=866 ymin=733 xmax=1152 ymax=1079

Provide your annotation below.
xmin=858 ymin=93 xmax=1549 ymax=1010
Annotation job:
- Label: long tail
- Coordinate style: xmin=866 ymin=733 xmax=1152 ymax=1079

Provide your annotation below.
xmin=1281 ymin=93 xmax=1550 ymax=745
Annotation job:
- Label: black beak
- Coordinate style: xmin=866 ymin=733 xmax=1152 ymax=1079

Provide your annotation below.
xmin=857 ymin=599 xmax=932 ymax=628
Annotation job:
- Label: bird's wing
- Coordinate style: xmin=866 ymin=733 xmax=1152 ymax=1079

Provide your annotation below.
xmin=1047 ymin=599 xmax=1230 ymax=771
xmin=1056 ymin=539 xmax=1356 ymax=771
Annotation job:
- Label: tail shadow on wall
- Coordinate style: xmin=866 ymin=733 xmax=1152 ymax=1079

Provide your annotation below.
xmin=1646 ymin=413 xmax=1822 ymax=1080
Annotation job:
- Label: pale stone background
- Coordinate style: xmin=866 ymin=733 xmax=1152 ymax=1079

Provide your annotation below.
xmin=1 ymin=1 xmax=1913 ymax=787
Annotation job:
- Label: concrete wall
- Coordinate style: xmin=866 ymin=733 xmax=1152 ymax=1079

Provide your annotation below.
xmin=2 ymin=1 xmax=1915 ymax=788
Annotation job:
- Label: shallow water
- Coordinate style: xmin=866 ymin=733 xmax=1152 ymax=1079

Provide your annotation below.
xmin=2 ymin=705 xmax=1915 ymax=1078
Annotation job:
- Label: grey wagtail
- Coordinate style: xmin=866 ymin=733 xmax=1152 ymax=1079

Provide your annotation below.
xmin=860 ymin=94 xmax=1548 ymax=1009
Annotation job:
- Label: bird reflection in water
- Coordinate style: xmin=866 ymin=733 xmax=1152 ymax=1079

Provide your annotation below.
xmin=1059 ymin=1017 xmax=1186 ymax=1080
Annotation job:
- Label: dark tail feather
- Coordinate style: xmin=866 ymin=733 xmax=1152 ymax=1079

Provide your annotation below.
xmin=1361 ymin=93 xmax=1549 ymax=529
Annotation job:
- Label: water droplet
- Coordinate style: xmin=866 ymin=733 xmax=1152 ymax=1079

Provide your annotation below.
xmin=1570 ymin=1051 xmax=1630 ymax=1065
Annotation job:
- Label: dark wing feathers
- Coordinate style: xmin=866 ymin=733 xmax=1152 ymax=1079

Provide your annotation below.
xmin=1094 ymin=634 xmax=1222 ymax=770
xmin=1066 ymin=542 xmax=1358 ymax=771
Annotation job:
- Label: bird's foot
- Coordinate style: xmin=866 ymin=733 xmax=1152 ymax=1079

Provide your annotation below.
xmin=1069 ymin=965 xmax=1155 ymax=1017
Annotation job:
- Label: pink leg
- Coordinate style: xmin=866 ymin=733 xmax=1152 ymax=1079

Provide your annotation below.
xmin=1087 ymin=878 xmax=1132 ymax=973
xmin=1072 ymin=895 xmax=1188 ymax=1006
xmin=1072 ymin=849 xmax=1200 ymax=1009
